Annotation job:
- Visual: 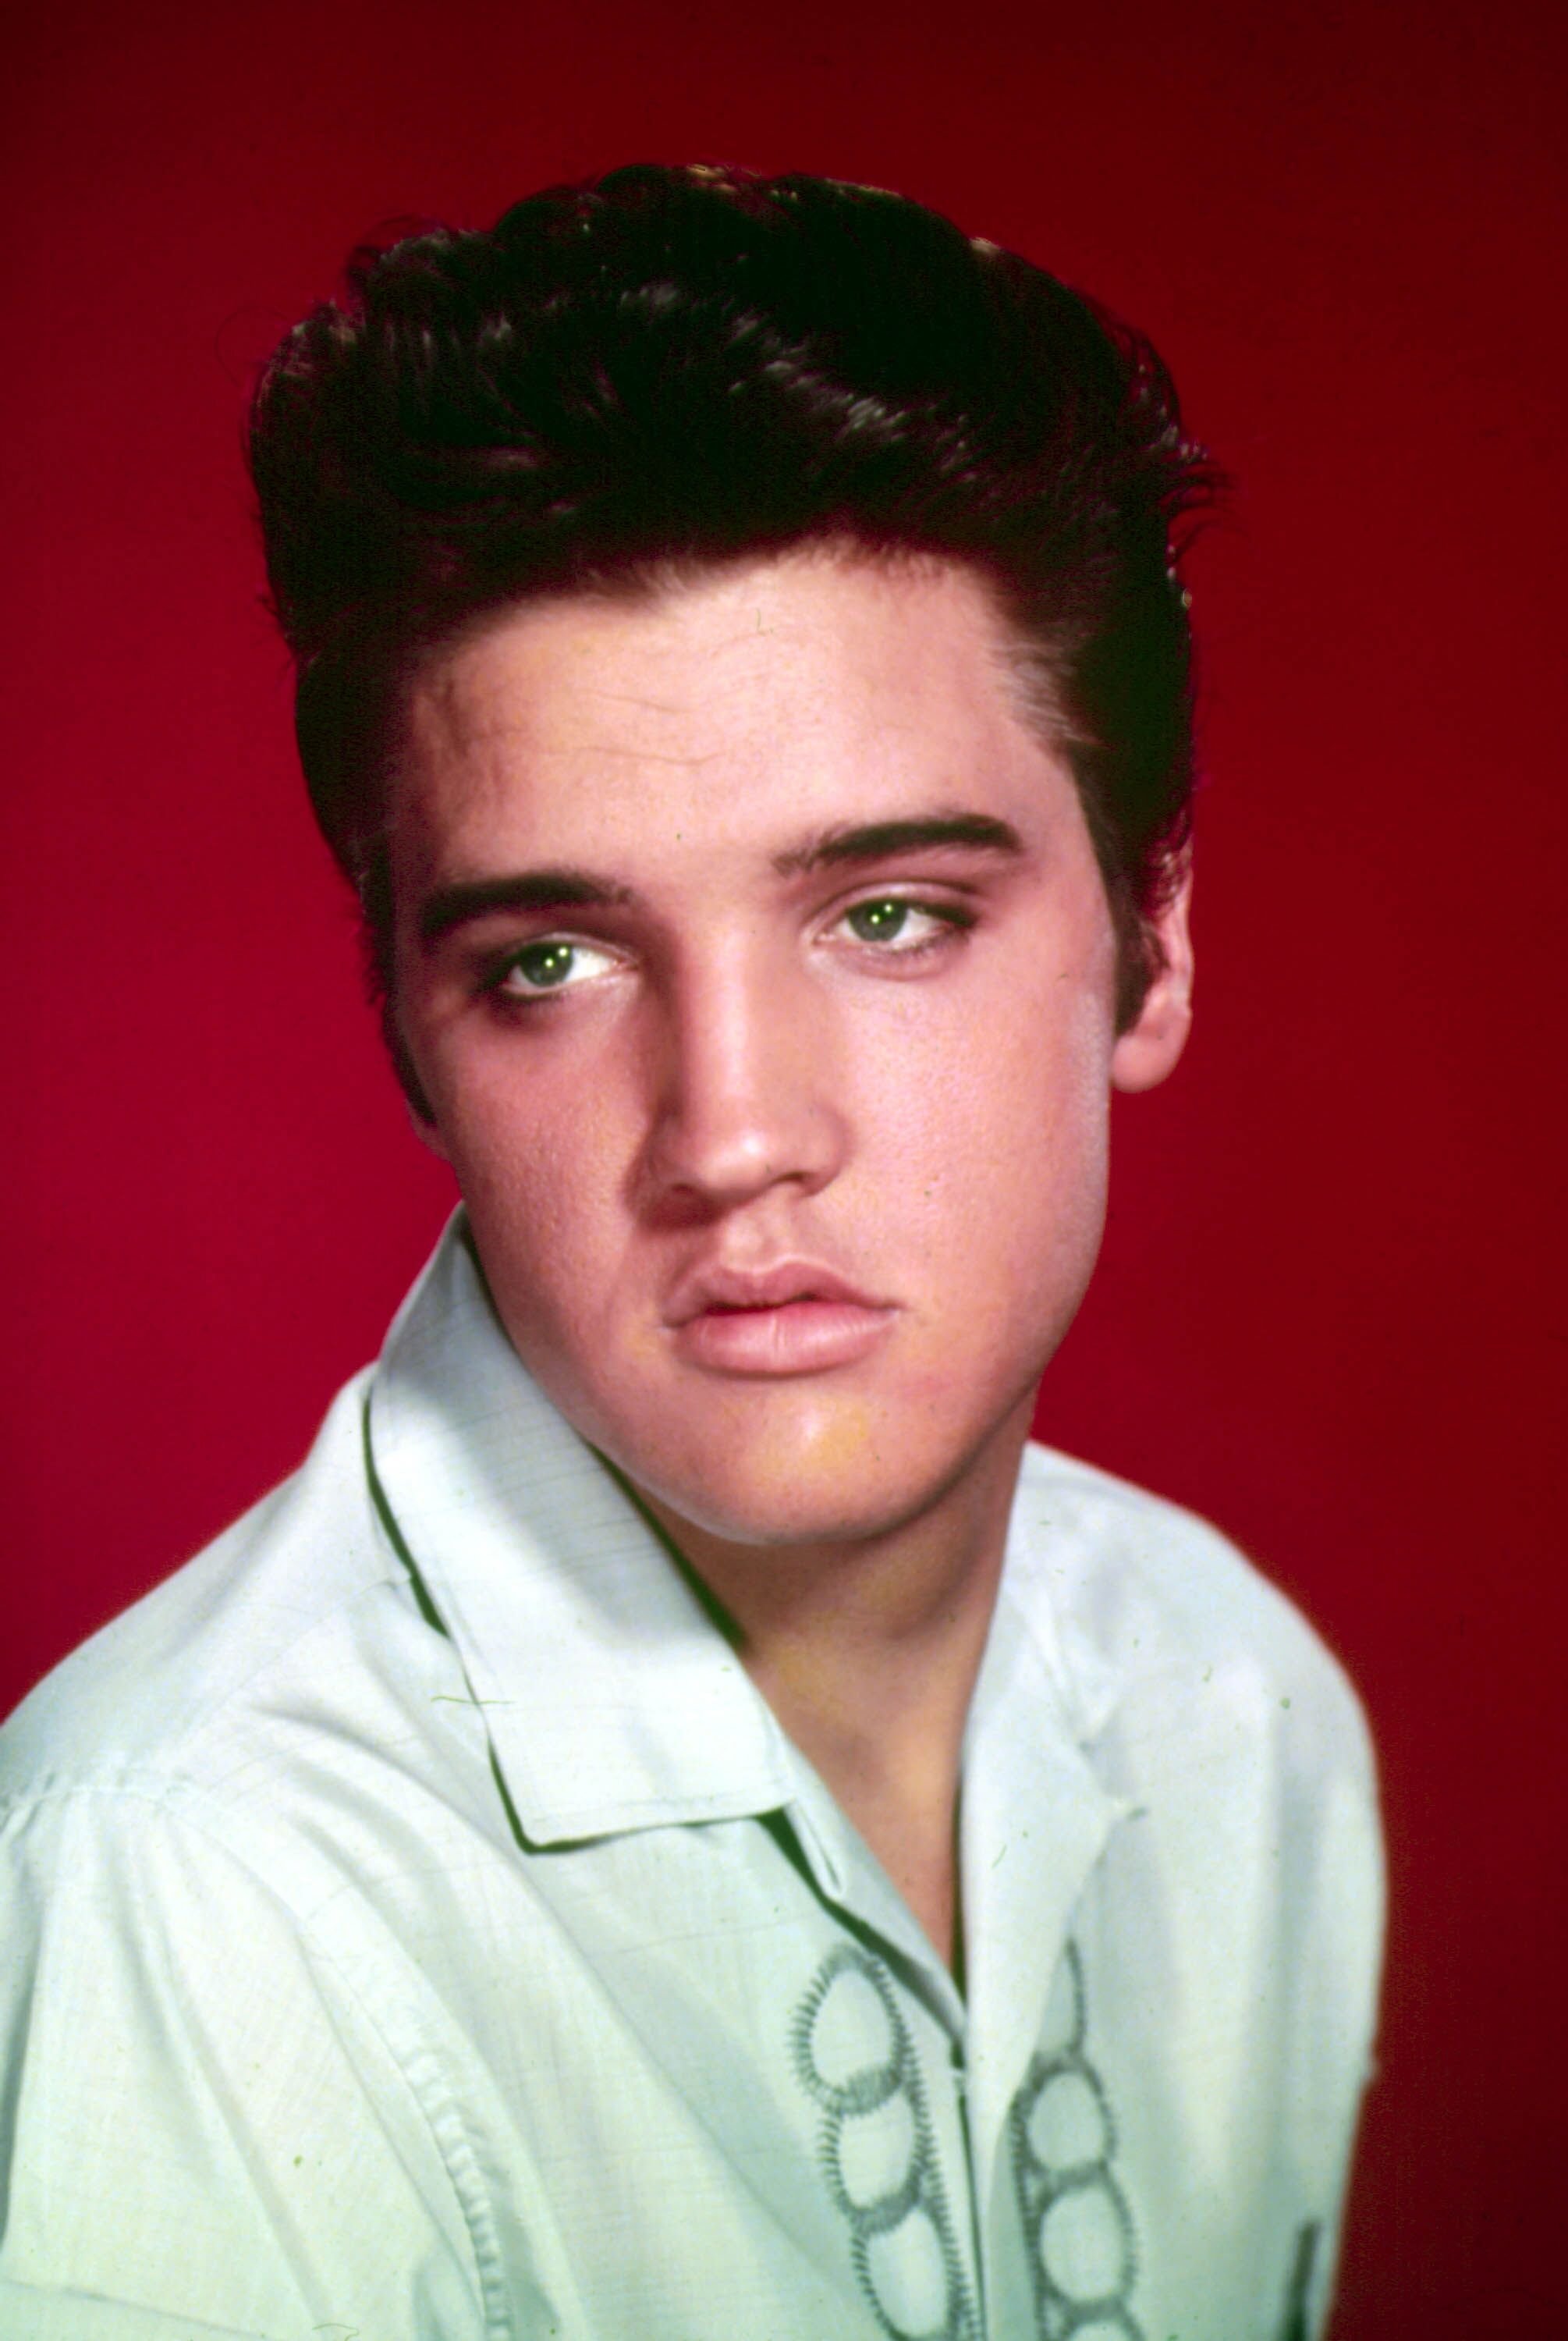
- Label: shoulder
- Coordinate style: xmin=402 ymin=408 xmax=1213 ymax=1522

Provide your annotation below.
xmin=0 ymin=1366 xmax=501 ymax=2321
xmin=1009 ymin=1440 xmax=1376 ymax=1799
xmin=1006 ymin=1444 xmax=1385 ymax=2037
xmin=1 ymin=1369 xmax=408 ymax=1806
xmin=0 ymin=1356 xmax=506 ymax=2147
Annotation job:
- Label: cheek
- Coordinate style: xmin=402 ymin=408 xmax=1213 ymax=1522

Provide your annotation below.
xmin=434 ymin=1062 xmax=633 ymax=1299
xmin=898 ymin=985 xmax=1114 ymax=1387
xmin=869 ymin=973 xmax=1113 ymax=1217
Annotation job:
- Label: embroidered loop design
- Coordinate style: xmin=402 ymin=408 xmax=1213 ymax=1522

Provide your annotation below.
xmin=1009 ymin=1944 xmax=1144 ymax=2341
xmin=793 ymin=1945 xmax=977 ymax=2341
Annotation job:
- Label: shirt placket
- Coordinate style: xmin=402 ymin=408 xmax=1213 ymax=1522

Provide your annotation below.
xmin=779 ymin=1780 xmax=990 ymax=2339
xmin=956 ymin=1600 xmax=1135 ymax=2338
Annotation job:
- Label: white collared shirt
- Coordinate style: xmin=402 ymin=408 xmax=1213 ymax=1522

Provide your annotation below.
xmin=0 ymin=1217 xmax=1382 ymax=2339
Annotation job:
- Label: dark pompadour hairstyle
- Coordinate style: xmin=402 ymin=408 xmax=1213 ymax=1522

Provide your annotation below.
xmin=250 ymin=162 xmax=1218 ymax=1066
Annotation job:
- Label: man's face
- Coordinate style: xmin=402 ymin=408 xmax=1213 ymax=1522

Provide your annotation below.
xmin=392 ymin=551 xmax=1190 ymax=1550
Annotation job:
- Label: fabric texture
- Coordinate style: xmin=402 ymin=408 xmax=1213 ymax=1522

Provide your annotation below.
xmin=0 ymin=1215 xmax=1383 ymax=2339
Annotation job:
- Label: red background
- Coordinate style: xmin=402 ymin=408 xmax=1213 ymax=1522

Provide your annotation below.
xmin=4 ymin=2 xmax=1564 ymax=2329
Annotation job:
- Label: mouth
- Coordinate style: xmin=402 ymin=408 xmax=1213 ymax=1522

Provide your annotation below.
xmin=664 ymin=1260 xmax=896 ymax=1377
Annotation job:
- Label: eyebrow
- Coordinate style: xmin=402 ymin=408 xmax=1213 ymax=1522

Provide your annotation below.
xmin=417 ymin=813 xmax=1027 ymax=946
xmin=417 ymin=869 xmax=637 ymax=947
xmin=772 ymin=812 xmax=1026 ymax=876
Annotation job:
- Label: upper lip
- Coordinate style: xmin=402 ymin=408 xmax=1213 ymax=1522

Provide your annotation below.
xmin=663 ymin=1258 xmax=889 ymax=1327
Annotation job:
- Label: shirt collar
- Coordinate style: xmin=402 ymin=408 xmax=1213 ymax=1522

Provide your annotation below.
xmin=366 ymin=1212 xmax=794 ymax=1844
xmin=365 ymin=1213 xmax=1134 ymax=1879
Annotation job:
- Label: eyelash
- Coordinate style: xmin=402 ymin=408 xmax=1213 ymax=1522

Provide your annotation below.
xmin=479 ymin=893 xmax=977 ymax=1003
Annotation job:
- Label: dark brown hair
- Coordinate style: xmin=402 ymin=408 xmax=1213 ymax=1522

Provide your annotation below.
xmin=250 ymin=162 xmax=1218 ymax=1081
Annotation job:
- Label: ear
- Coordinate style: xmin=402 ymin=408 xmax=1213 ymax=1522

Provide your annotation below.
xmin=1110 ymin=869 xmax=1194 ymax=1094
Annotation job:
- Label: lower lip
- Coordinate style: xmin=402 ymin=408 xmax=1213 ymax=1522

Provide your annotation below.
xmin=672 ymin=1299 xmax=896 ymax=1376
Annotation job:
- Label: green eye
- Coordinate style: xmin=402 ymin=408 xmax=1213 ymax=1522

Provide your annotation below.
xmin=835 ymin=897 xmax=972 ymax=961
xmin=846 ymin=899 xmax=911 ymax=943
xmin=494 ymin=936 xmax=621 ymax=997
xmin=512 ymin=940 xmax=578 ymax=989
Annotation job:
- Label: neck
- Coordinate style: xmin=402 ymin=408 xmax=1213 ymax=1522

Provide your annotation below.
xmin=633 ymin=1393 xmax=1034 ymax=1971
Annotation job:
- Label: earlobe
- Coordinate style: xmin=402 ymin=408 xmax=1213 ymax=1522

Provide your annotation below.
xmin=1109 ymin=872 xmax=1194 ymax=1095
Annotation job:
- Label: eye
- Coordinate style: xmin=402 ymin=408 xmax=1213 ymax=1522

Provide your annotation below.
xmin=492 ymin=936 xmax=620 ymax=996
xmin=835 ymin=897 xmax=970 ymax=954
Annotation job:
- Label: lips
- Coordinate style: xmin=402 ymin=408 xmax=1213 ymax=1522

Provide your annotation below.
xmin=664 ymin=1258 xmax=896 ymax=1376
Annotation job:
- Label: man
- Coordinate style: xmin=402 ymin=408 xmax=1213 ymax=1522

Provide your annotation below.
xmin=0 ymin=165 xmax=1382 ymax=2339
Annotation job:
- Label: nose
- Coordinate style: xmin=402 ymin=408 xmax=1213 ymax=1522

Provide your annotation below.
xmin=639 ymin=942 xmax=849 ymax=1217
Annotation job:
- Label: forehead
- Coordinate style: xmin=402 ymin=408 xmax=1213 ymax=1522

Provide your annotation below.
xmin=395 ymin=551 xmax=1071 ymax=873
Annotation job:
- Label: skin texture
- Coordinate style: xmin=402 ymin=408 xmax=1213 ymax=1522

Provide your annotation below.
xmin=392 ymin=549 xmax=1192 ymax=1963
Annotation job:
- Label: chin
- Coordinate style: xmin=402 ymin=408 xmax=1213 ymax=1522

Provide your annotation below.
xmin=640 ymin=1478 xmax=928 ymax=1555
xmin=537 ymin=1346 xmax=1038 ymax=1558
xmin=618 ymin=1410 xmax=981 ymax=1555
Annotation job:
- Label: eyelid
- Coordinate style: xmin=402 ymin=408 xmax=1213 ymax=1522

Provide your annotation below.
xmin=830 ymin=885 xmax=977 ymax=922
xmin=470 ymin=888 xmax=977 ymax=996
xmin=830 ymin=869 xmax=987 ymax=901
